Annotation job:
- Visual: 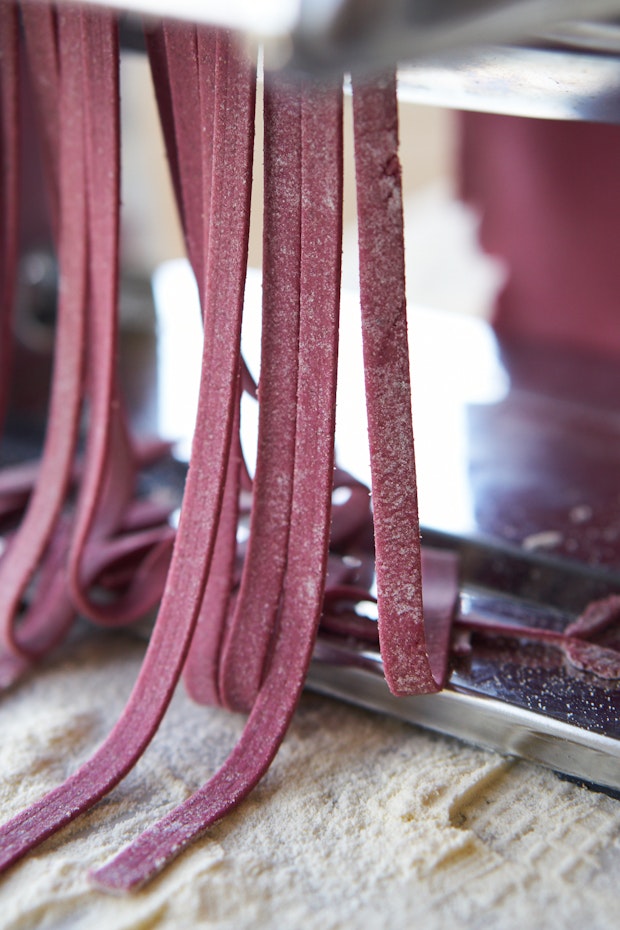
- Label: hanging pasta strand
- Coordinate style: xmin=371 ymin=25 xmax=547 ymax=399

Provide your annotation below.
xmin=19 ymin=1 xmax=60 ymax=233
xmin=67 ymin=8 xmax=174 ymax=628
xmin=352 ymin=72 xmax=447 ymax=695
xmin=145 ymin=22 xmax=214 ymax=286
xmin=91 ymin=74 xmax=343 ymax=893
xmin=215 ymin=74 xmax=304 ymax=713
xmin=0 ymin=7 xmax=88 ymax=661
xmin=0 ymin=1 xmax=19 ymax=437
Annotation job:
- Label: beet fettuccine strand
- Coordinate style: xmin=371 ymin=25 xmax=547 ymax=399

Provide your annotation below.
xmin=67 ymin=8 xmax=171 ymax=627
xmin=0 ymin=1 xmax=19 ymax=437
xmin=351 ymin=72 xmax=443 ymax=695
xmin=181 ymin=29 xmax=255 ymax=707
xmin=91 ymin=75 xmax=343 ymax=893
xmin=67 ymin=8 xmax=130 ymax=601
xmin=149 ymin=27 xmax=259 ymax=706
xmin=0 ymin=4 xmax=56 ymax=526
xmin=147 ymin=24 xmax=241 ymax=710
xmin=215 ymin=75 xmax=303 ymax=713
xmin=19 ymin=1 xmax=60 ymax=235
xmin=182 ymin=392 xmax=242 ymax=706
xmin=0 ymin=7 xmax=87 ymax=659
xmin=145 ymin=22 xmax=213 ymax=283
xmin=0 ymin=27 xmax=254 ymax=875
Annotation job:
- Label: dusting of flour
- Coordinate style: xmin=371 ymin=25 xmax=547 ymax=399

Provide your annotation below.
xmin=1 ymin=631 xmax=618 ymax=929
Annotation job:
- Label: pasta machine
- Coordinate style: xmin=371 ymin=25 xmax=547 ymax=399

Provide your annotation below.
xmin=7 ymin=0 xmax=620 ymax=798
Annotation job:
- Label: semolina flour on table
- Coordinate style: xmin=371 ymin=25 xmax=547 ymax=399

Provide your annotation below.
xmin=1 ymin=629 xmax=618 ymax=930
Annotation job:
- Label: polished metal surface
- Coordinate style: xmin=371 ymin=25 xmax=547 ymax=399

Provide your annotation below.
xmin=308 ymin=641 xmax=620 ymax=792
xmin=398 ymin=46 xmax=620 ymax=122
xmin=63 ymin=0 xmax=620 ymax=120
xmin=287 ymin=0 xmax=620 ymax=74
xmin=72 ymin=0 xmax=620 ymax=50
xmin=541 ymin=18 xmax=620 ymax=53
xmin=70 ymin=0 xmax=620 ymax=63
xmin=66 ymin=0 xmax=620 ymax=41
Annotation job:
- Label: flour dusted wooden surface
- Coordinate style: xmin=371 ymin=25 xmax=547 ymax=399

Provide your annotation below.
xmin=1 ymin=630 xmax=618 ymax=929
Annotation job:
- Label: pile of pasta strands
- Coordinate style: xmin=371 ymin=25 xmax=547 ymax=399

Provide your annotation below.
xmin=0 ymin=3 xmax=458 ymax=892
